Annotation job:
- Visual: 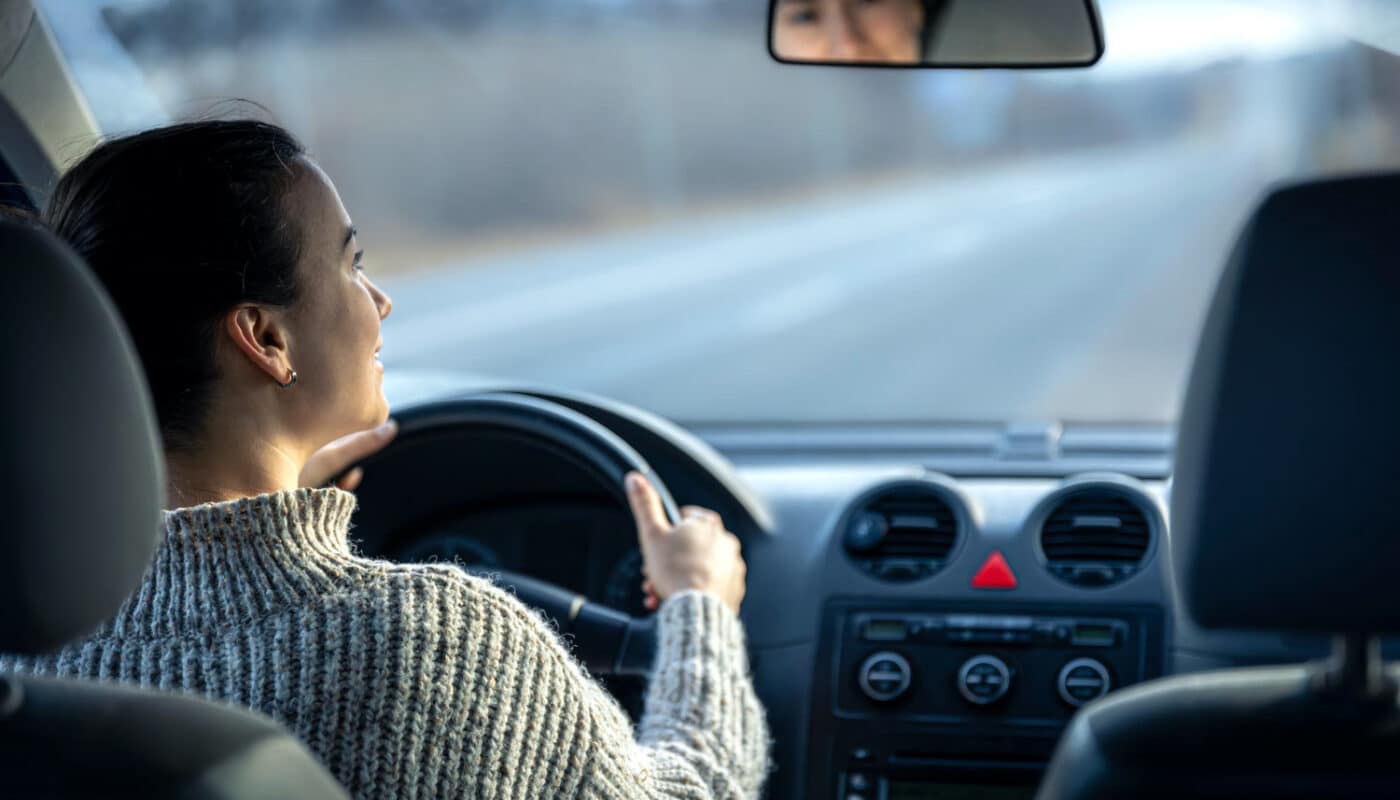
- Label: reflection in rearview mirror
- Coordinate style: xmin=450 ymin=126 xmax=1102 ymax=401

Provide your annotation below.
xmin=769 ymin=0 xmax=1103 ymax=69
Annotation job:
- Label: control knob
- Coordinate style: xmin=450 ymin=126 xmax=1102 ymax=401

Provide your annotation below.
xmin=1058 ymin=658 xmax=1111 ymax=707
xmin=957 ymin=654 xmax=1012 ymax=705
xmin=858 ymin=651 xmax=912 ymax=702
xmin=845 ymin=511 xmax=888 ymax=554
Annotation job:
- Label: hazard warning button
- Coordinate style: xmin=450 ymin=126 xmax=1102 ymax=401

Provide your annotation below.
xmin=971 ymin=550 xmax=1018 ymax=590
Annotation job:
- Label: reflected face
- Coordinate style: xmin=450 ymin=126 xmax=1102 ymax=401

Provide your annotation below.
xmin=773 ymin=0 xmax=926 ymax=65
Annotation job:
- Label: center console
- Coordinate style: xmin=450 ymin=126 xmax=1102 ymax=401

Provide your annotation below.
xmin=807 ymin=599 xmax=1166 ymax=800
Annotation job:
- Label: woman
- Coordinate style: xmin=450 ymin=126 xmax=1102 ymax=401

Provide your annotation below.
xmin=0 ymin=120 xmax=769 ymax=798
xmin=772 ymin=0 xmax=940 ymax=64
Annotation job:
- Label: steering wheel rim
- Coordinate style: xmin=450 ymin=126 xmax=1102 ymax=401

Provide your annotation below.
xmin=351 ymin=391 xmax=680 ymax=676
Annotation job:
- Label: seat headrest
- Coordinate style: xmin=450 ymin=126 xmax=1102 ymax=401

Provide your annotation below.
xmin=0 ymin=221 xmax=164 ymax=655
xmin=1172 ymin=174 xmax=1400 ymax=633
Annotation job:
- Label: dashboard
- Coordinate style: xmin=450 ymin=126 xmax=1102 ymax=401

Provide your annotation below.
xmin=363 ymin=379 xmax=1353 ymax=800
xmin=734 ymin=465 xmax=1169 ymax=800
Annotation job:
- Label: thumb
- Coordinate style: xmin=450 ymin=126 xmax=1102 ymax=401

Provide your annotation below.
xmin=625 ymin=471 xmax=669 ymax=538
xmin=335 ymin=467 xmax=365 ymax=492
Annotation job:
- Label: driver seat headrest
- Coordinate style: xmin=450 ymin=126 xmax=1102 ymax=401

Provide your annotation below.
xmin=1171 ymin=173 xmax=1400 ymax=634
xmin=0 ymin=220 xmax=165 ymax=655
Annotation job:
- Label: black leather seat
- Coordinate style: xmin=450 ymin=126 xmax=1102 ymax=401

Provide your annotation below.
xmin=1037 ymin=174 xmax=1400 ymax=799
xmin=0 ymin=220 xmax=349 ymax=799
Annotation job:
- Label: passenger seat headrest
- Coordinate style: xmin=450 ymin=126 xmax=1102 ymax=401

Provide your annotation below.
xmin=0 ymin=221 xmax=164 ymax=655
xmin=1172 ymin=173 xmax=1400 ymax=633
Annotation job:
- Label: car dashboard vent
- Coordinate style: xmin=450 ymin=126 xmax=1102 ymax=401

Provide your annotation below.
xmin=844 ymin=484 xmax=960 ymax=582
xmin=1039 ymin=488 xmax=1151 ymax=587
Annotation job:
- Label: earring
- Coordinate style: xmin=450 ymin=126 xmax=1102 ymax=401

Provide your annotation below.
xmin=279 ymin=369 xmax=298 ymax=389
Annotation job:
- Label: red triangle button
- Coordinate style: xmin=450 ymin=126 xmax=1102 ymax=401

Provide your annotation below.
xmin=971 ymin=550 xmax=1018 ymax=590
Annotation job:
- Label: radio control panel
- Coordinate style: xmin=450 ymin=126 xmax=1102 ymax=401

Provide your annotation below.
xmin=806 ymin=600 xmax=1166 ymax=800
xmin=834 ymin=609 xmax=1149 ymax=720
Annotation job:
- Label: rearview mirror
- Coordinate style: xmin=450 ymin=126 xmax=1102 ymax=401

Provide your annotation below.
xmin=768 ymin=0 xmax=1103 ymax=68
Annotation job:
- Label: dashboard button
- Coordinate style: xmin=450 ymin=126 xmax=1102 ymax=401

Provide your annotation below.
xmin=957 ymin=655 xmax=1013 ymax=705
xmin=913 ymin=619 xmax=945 ymax=642
xmin=1071 ymin=565 xmax=1116 ymax=586
xmin=858 ymin=651 xmax=913 ymax=702
xmin=876 ymin=559 xmax=925 ymax=580
xmin=1058 ymin=658 xmax=1112 ymax=707
xmin=845 ymin=512 xmax=888 ymax=553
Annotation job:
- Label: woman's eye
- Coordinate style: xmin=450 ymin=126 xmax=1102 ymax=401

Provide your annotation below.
xmin=786 ymin=9 xmax=818 ymax=24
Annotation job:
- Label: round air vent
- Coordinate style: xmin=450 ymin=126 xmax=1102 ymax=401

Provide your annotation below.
xmin=844 ymin=482 xmax=962 ymax=582
xmin=1038 ymin=487 xmax=1152 ymax=588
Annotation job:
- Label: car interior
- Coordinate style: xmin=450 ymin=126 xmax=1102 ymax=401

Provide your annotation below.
xmin=2 ymin=0 xmax=1399 ymax=798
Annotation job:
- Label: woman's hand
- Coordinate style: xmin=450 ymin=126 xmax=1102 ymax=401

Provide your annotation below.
xmin=299 ymin=419 xmax=398 ymax=491
xmin=626 ymin=471 xmax=747 ymax=615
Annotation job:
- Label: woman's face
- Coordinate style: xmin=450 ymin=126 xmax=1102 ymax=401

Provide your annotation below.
xmin=280 ymin=158 xmax=393 ymax=446
xmin=773 ymin=0 xmax=925 ymax=64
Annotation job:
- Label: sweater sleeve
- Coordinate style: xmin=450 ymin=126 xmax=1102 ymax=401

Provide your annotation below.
xmin=583 ymin=591 xmax=771 ymax=800
xmin=445 ymin=576 xmax=770 ymax=800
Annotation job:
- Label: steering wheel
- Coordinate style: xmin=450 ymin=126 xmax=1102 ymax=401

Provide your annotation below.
xmin=350 ymin=392 xmax=682 ymax=677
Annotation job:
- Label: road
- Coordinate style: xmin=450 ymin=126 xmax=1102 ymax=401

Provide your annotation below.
xmin=379 ymin=139 xmax=1268 ymax=425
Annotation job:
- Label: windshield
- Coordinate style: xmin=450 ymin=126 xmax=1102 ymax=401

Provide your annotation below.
xmin=40 ymin=0 xmax=1400 ymax=425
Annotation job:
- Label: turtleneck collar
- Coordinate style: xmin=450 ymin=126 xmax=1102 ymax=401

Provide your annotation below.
xmin=106 ymin=488 xmax=362 ymax=639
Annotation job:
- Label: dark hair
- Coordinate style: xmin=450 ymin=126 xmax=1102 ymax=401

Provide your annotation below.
xmin=44 ymin=120 xmax=307 ymax=453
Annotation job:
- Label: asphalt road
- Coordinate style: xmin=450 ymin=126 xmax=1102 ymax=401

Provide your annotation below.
xmin=379 ymin=139 xmax=1268 ymax=425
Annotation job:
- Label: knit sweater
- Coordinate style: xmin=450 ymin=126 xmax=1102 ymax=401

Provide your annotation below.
xmin=0 ymin=488 xmax=770 ymax=799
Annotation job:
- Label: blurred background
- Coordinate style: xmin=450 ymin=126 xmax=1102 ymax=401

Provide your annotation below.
xmin=37 ymin=0 xmax=1400 ymax=425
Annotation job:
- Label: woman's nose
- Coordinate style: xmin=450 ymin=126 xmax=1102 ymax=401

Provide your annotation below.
xmin=368 ymin=278 xmax=393 ymax=320
xmin=826 ymin=8 xmax=866 ymax=59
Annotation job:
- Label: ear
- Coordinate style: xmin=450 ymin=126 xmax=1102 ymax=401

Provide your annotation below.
xmin=224 ymin=305 xmax=293 ymax=385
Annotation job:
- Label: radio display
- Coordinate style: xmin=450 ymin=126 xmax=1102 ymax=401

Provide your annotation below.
xmin=1072 ymin=623 xmax=1116 ymax=646
xmin=888 ymin=781 xmax=1035 ymax=800
xmin=863 ymin=619 xmax=908 ymax=640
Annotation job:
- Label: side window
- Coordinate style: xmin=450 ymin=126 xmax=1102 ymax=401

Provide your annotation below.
xmin=0 ymin=152 xmax=37 ymax=214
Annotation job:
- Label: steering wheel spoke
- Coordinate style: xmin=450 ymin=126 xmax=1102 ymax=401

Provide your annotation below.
xmin=353 ymin=392 xmax=679 ymax=677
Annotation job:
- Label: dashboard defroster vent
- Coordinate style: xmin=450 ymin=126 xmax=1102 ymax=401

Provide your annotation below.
xmin=1039 ymin=488 xmax=1151 ymax=588
xmin=844 ymin=484 xmax=960 ymax=582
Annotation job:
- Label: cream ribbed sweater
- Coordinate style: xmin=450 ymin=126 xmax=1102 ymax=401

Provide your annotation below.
xmin=0 ymin=488 xmax=770 ymax=798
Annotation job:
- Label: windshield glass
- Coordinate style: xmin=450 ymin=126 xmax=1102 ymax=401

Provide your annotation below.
xmin=39 ymin=0 xmax=1400 ymax=425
